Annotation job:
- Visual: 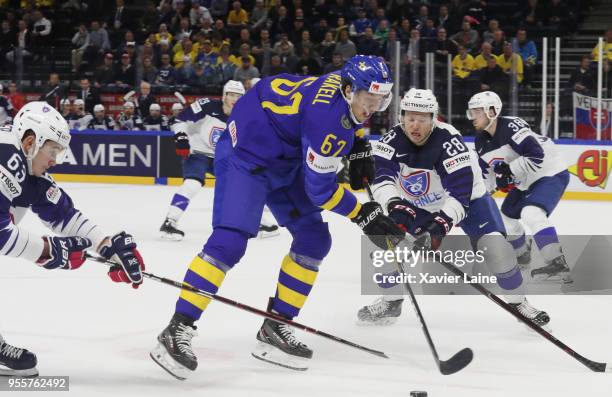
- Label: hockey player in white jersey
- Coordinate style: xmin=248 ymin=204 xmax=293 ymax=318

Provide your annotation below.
xmin=467 ymin=91 xmax=571 ymax=283
xmin=159 ymin=80 xmax=279 ymax=240
xmin=357 ymin=89 xmax=549 ymax=328
xmin=0 ymin=101 xmax=145 ymax=376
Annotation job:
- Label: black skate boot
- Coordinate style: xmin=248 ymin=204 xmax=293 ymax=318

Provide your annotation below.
xmin=357 ymin=297 xmax=404 ymax=325
xmin=531 ymin=255 xmax=573 ymax=283
xmin=252 ymin=299 xmax=312 ymax=371
xmin=516 ymin=238 xmax=532 ymax=269
xmin=509 ymin=297 xmax=551 ymax=332
xmin=0 ymin=336 xmax=38 ymax=377
xmin=160 ymin=218 xmax=185 ymax=241
xmin=150 ymin=313 xmax=198 ymax=380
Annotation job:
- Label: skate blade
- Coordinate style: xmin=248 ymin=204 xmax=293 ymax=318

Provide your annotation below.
xmin=257 ymin=230 xmax=280 ymax=239
xmin=356 ymin=316 xmax=399 ymax=326
xmin=160 ymin=232 xmax=184 ymax=241
xmin=150 ymin=343 xmax=193 ymax=381
xmin=251 ymin=342 xmax=309 ymax=371
xmin=531 ymin=273 xmax=573 ymax=284
xmin=0 ymin=367 xmax=39 ymax=377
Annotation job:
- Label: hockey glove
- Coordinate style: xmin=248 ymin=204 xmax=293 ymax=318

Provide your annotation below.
xmin=348 ymin=138 xmax=375 ymax=190
xmin=174 ymin=132 xmax=190 ymax=159
xmin=387 ymin=199 xmax=421 ymax=233
xmin=37 ymin=236 xmax=92 ymax=270
xmin=99 ymin=232 xmax=145 ymax=289
xmin=493 ymin=162 xmax=515 ymax=192
xmin=414 ymin=211 xmax=453 ymax=250
xmin=352 ymin=201 xmax=406 ymax=249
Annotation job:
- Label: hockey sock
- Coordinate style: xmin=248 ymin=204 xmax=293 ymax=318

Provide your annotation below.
xmin=272 ymin=254 xmax=319 ymax=319
xmin=521 ymin=206 xmax=563 ymax=262
xmin=166 ymin=179 xmax=201 ymax=223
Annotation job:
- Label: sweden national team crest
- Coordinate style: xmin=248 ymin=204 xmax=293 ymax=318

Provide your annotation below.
xmin=400 ymin=170 xmax=430 ymax=197
xmin=209 ymin=126 xmax=225 ymax=148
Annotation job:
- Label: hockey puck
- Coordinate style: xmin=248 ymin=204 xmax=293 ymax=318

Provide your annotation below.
xmin=410 ymin=392 xmax=427 ymax=397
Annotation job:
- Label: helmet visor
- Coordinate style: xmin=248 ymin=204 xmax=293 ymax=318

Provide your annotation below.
xmin=41 ymin=140 xmax=68 ymax=164
xmin=466 ymin=107 xmax=485 ymax=121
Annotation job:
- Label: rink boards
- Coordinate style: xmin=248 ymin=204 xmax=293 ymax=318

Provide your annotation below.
xmin=49 ymin=130 xmax=612 ymax=201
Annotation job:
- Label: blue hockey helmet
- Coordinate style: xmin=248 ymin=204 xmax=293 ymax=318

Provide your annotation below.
xmin=340 ymin=55 xmax=393 ymax=119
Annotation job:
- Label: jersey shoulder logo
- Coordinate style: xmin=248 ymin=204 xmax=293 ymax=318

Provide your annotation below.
xmin=400 ymin=169 xmax=430 ymax=197
xmin=372 ymin=141 xmax=395 ymax=160
xmin=46 ymin=184 xmax=61 ymax=204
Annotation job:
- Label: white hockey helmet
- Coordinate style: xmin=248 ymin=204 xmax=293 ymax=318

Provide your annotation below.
xmin=93 ymin=104 xmax=105 ymax=113
xmin=12 ymin=101 xmax=71 ymax=167
xmin=466 ymin=91 xmax=502 ymax=121
xmin=59 ymin=98 xmax=71 ymax=109
xmin=74 ymin=98 xmax=85 ymax=107
xmin=171 ymin=102 xmax=184 ymax=111
xmin=149 ymin=103 xmax=161 ymax=112
xmin=223 ymin=80 xmax=245 ymax=98
xmin=399 ymin=88 xmax=438 ymax=123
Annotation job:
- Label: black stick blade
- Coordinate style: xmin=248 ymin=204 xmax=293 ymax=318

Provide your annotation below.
xmin=439 ymin=348 xmax=474 ymax=375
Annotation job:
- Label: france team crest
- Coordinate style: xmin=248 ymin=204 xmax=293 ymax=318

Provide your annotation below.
xmin=209 ymin=126 xmax=225 ymax=148
xmin=400 ymin=170 xmax=430 ymax=197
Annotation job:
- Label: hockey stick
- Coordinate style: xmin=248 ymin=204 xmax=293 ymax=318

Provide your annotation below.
xmin=364 ymin=182 xmax=473 ymax=375
xmin=85 ymin=252 xmax=389 ymax=359
xmin=433 ymin=256 xmax=612 ymax=373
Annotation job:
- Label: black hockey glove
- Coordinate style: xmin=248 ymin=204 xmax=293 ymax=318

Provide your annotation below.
xmin=352 ymin=201 xmax=406 ymax=249
xmin=174 ymin=132 xmax=190 ymax=159
xmin=348 ymin=138 xmax=375 ymax=190
xmin=414 ymin=211 xmax=453 ymax=250
xmin=493 ymin=162 xmax=516 ymax=192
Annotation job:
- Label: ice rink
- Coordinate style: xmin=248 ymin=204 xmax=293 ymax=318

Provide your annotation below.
xmin=1 ymin=183 xmax=611 ymax=396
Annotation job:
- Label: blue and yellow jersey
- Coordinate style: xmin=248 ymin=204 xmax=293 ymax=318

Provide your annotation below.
xmin=225 ymin=72 xmax=363 ymax=218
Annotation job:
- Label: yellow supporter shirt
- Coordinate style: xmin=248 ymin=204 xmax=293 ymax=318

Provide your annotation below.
xmin=591 ymin=42 xmax=612 ymax=61
xmin=452 ymin=54 xmax=475 ymax=79
xmin=227 ymin=9 xmax=249 ymax=25
xmin=496 ymin=53 xmax=524 ymax=83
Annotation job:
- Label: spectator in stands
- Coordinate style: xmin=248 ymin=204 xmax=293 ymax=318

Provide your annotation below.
xmin=142 ymin=56 xmax=159 ymax=84
xmin=263 ymin=54 xmax=287 ymax=76
xmin=215 ymin=44 xmax=237 ymax=83
xmin=174 ymin=38 xmax=197 ymax=80
xmin=273 ymin=33 xmax=294 ymax=56
xmin=451 ymin=19 xmax=479 ymax=54
xmin=7 ymin=82 xmax=25 ymax=112
xmin=349 ymin=7 xmax=373 ymax=40
xmin=311 ymin=18 xmax=329 ymax=44
xmin=233 ymin=55 xmax=259 ymax=81
xmin=464 ymin=0 xmax=488 ymax=25
xmin=190 ymin=0 xmax=213 ymax=26
xmin=333 ymin=16 xmax=349 ymax=42
xmin=210 ymin=0 xmax=230 ymax=20
xmin=397 ymin=18 xmax=411 ymax=45
xmin=269 ymin=5 xmax=291 ymax=40
xmin=71 ymin=24 xmax=90 ymax=73
xmin=39 ymin=73 xmax=66 ymax=109
xmin=382 ymin=28 xmax=401 ymax=64
xmin=474 ymin=42 xmax=495 ymax=70
xmin=110 ymin=0 xmax=135 ymax=36
xmin=0 ymin=85 xmax=13 ymax=126
xmin=514 ymin=29 xmax=537 ymax=87
xmin=155 ymin=39 xmax=173 ymax=66
xmin=430 ymin=27 xmax=457 ymax=63
xmin=84 ymin=20 xmax=110 ymax=69
xmin=115 ymin=30 xmax=136 ymax=59
xmin=155 ymin=23 xmax=173 ymax=44
xmin=546 ymin=0 xmax=572 ymax=34
xmin=335 ymin=29 xmax=357 ymax=61
xmin=436 ymin=5 xmax=452 ymax=32
xmin=77 ymin=78 xmax=101 ymax=114
xmin=323 ymin=52 xmax=344 ymax=74
xmin=186 ymin=62 xmax=209 ymax=88
xmin=141 ymin=0 xmax=161 ymax=36
xmin=357 ymin=27 xmax=380 ymax=56
xmin=0 ymin=20 xmax=15 ymax=68
xmin=318 ymin=30 xmax=336 ymax=65
xmin=156 ymin=52 xmax=177 ymax=86
xmin=94 ymin=52 xmax=115 ymax=88
xmin=452 ymin=45 xmax=476 ymax=80
xmin=234 ymin=43 xmax=256 ymax=67
xmin=227 ymin=1 xmax=249 ymax=36
xmin=5 ymin=20 xmax=32 ymax=65
xmin=404 ymin=28 xmax=424 ymax=65
xmin=143 ymin=103 xmax=170 ymax=131
xmin=490 ymin=29 xmax=505 ymax=56
xmin=374 ymin=19 xmax=390 ymax=45
xmin=497 ymin=41 xmax=524 ymax=84
xmin=232 ymin=28 xmax=253 ymax=54
xmin=87 ymin=104 xmax=116 ymax=130
xmin=482 ymin=19 xmax=499 ymax=44
xmin=479 ymin=56 xmax=509 ymax=98
xmin=289 ymin=16 xmax=306 ymax=46
xmin=114 ymin=52 xmax=136 ymax=88
xmin=519 ymin=0 xmax=545 ymax=29
xmin=31 ymin=9 xmax=51 ymax=59
xmin=116 ymin=101 xmax=144 ymax=130
xmin=295 ymin=30 xmax=315 ymax=59
xmin=294 ymin=46 xmax=321 ymax=75
xmin=252 ymin=28 xmax=272 ymax=67
xmin=414 ymin=5 xmax=429 ymax=29
xmin=592 ymin=29 xmax=612 ymax=62
xmin=196 ymin=39 xmax=218 ymax=66
xmin=420 ymin=18 xmax=437 ymax=41
xmin=137 ymin=81 xmax=156 ymax=119
xmin=567 ymin=55 xmax=595 ymax=95
xmin=250 ymin=0 xmax=268 ymax=31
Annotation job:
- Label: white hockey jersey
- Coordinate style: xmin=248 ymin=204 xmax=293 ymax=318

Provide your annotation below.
xmin=171 ymin=98 xmax=227 ymax=157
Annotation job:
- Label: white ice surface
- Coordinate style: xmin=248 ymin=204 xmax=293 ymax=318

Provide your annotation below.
xmin=1 ymin=183 xmax=611 ymax=396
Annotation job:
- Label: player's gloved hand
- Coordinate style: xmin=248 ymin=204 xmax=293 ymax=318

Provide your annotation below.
xmin=37 ymin=236 xmax=92 ymax=270
xmin=493 ymin=162 xmax=515 ymax=192
xmin=352 ymin=201 xmax=406 ymax=249
xmin=387 ymin=199 xmax=419 ymax=233
xmin=414 ymin=211 xmax=453 ymax=250
xmin=174 ymin=132 xmax=190 ymax=159
xmin=99 ymin=232 xmax=145 ymax=289
xmin=348 ymin=138 xmax=375 ymax=190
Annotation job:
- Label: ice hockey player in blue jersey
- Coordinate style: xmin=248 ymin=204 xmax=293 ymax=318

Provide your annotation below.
xmin=0 ymin=101 xmax=146 ymax=377
xmin=150 ymin=55 xmax=405 ymax=379
xmin=357 ymin=89 xmax=550 ymax=328
xmin=87 ymin=104 xmax=116 ymax=130
xmin=142 ymin=103 xmax=170 ymax=131
xmin=467 ymin=91 xmax=571 ymax=283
